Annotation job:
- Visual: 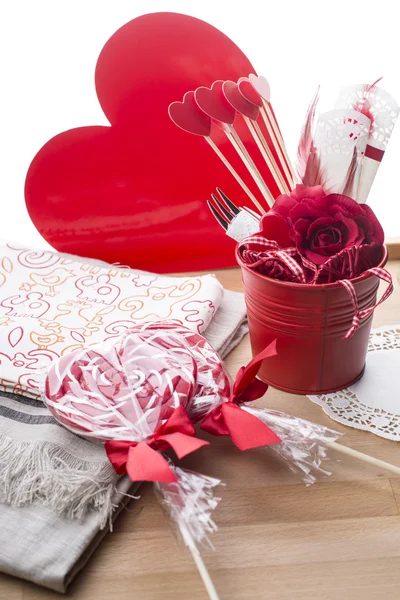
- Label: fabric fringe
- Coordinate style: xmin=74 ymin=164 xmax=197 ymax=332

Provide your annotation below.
xmin=0 ymin=435 xmax=118 ymax=529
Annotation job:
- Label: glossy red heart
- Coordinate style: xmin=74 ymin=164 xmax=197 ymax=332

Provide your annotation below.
xmin=25 ymin=13 xmax=260 ymax=272
xmin=169 ymin=92 xmax=211 ymax=136
xmin=195 ymin=81 xmax=236 ymax=124
xmin=238 ymin=77 xmax=263 ymax=107
xmin=223 ymin=81 xmax=259 ymax=120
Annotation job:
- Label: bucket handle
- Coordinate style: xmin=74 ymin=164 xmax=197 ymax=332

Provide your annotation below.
xmin=339 ymin=267 xmax=394 ymax=339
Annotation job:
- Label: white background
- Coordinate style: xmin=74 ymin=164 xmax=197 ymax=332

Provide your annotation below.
xmin=0 ymin=0 xmax=399 ymax=250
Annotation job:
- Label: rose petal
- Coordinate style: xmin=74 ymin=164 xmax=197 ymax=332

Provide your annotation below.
xmin=289 ymin=197 xmax=328 ymax=222
xmin=291 ymin=218 xmax=311 ymax=247
xmin=334 ymin=214 xmax=362 ymax=246
xmin=260 ymin=212 xmax=292 ymax=247
xmin=271 ymin=194 xmax=298 ymax=219
xmin=362 ymin=204 xmax=385 ymax=244
xmin=325 ymin=194 xmax=365 ymax=217
xmin=307 ymin=217 xmax=345 ymax=258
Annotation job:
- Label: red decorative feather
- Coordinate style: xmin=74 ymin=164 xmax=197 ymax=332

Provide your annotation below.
xmin=297 ymin=87 xmax=320 ymax=180
xmin=341 ymin=147 xmax=358 ymax=198
xmin=302 ymin=150 xmax=327 ymax=188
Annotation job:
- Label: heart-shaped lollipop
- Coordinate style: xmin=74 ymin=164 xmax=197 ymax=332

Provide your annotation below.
xmin=45 ymin=321 xmax=231 ymax=442
xmin=44 ymin=318 xmax=230 ymax=598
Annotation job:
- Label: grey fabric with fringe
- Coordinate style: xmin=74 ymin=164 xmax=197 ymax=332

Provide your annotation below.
xmin=0 ymin=258 xmax=248 ymax=592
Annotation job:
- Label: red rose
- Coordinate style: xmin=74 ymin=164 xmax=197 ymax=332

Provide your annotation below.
xmin=260 ymin=185 xmax=326 ymax=248
xmin=261 ymin=185 xmax=384 ymax=266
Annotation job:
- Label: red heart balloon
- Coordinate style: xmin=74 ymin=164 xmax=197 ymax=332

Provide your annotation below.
xmin=238 ymin=77 xmax=263 ymax=107
xmin=25 ymin=13 xmax=261 ymax=272
xmin=195 ymin=81 xmax=236 ymax=124
xmin=169 ymin=92 xmax=211 ymax=136
xmin=223 ymin=81 xmax=259 ymax=120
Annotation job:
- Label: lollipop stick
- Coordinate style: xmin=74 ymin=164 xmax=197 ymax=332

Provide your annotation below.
xmin=181 ymin=524 xmax=221 ymax=600
xmin=226 ymin=128 xmax=275 ymax=208
xmin=260 ymin=102 xmax=297 ymax=186
xmin=243 ymin=117 xmax=290 ymax=195
xmin=326 ymin=440 xmax=400 ymax=476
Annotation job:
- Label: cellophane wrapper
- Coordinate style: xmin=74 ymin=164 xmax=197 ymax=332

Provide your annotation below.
xmin=243 ymin=407 xmax=342 ymax=485
xmin=154 ymin=464 xmax=222 ymax=550
xmin=43 ymin=320 xmax=229 ymax=539
xmin=44 ymin=320 xmax=231 ymax=443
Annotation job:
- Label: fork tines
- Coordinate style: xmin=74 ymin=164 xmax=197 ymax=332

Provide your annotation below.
xmin=207 ymin=190 xmax=240 ymax=231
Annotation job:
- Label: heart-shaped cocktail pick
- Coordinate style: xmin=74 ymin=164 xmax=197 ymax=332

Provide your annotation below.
xmin=224 ymin=80 xmax=290 ymax=195
xmin=248 ymin=74 xmax=296 ymax=186
xmin=239 ymin=77 xmax=295 ymax=189
xmin=169 ymin=91 xmax=264 ymax=213
xmin=196 ymin=81 xmax=273 ymax=209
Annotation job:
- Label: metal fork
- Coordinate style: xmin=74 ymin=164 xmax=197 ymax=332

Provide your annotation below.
xmin=207 ymin=188 xmax=240 ymax=230
xmin=207 ymin=188 xmax=261 ymax=231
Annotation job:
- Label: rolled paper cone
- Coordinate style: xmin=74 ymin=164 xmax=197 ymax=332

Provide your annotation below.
xmin=313 ymin=109 xmax=371 ymax=199
xmin=356 ymin=152 xmax=382 ymax=203
xmin=334 ymin=84 xmax=399 ymax=203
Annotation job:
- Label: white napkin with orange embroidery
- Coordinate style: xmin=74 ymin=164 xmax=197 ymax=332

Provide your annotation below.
xmin=0 ymin=241 xmax=224 ymax=398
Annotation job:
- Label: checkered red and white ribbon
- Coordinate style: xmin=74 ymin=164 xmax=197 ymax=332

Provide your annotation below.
xmin=239 ymin=236 xmax=308 ymax=283
xmin=339 ymin=267 xmax=394 ymax=339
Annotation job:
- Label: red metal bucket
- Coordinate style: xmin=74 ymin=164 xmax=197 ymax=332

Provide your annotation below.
xmin=236 ymin=246 xmax=388 ymax=394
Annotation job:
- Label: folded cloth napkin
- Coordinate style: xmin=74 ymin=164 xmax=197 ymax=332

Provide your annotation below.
xmin=0 ymin=243 xmax=248 ymax=593
xmin=0 ymin=241 xmax=226 ymax=398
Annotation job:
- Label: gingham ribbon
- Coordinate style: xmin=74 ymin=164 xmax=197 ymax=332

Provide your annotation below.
xmin=239 ymin=236 xmax=307 ymax=283
xmin=339 ymin=267 xmax=393 ymax=339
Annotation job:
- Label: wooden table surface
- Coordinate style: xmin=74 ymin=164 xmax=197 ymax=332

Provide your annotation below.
xmin=1 ymin=263 xmax=400 ymax=600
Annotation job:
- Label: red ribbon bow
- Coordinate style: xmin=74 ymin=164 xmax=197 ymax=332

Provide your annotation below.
xmin=105 ymin=405 xmax=208 ymax=483
xmin=201 ymin=341 xmax=281 ymax=450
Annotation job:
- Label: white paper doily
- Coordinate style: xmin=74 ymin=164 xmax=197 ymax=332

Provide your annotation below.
xmin=308 ymin=325 xmax=400 ymax=441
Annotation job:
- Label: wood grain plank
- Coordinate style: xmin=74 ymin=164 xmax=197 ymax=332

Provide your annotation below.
xmin=387 ymin=239 xmax=400 ymax=260
xmin=9 ymin=262 xmax=400 ymax=600
xmin=0 ymin=574 xmax=23 ymax=600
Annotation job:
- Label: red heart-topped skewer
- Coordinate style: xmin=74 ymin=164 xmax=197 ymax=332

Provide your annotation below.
xmin=195 ymin=82 xmax=272 ymax=208
xmin=169 ymin=92 xmax=265 ymax=214
xmin=224 ymin=80 xmax=290 ymax=195
xmin=248 ymin=74 xmax=296 ymax=186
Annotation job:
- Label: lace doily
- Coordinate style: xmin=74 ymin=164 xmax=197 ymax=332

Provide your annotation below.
xmin=308 ymin=325 xmax=400 ymax=441
xmin=335 ymin=85 xmax=399 ymax=151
